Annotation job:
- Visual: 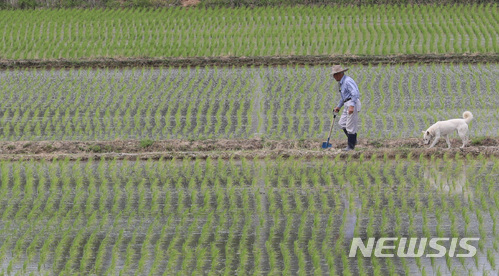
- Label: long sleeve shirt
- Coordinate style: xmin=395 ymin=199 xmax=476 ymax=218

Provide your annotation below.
xmin=336 ymin=75 xmax=360 ymax=108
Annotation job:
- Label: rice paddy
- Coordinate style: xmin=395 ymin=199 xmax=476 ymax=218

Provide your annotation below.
xmin=1 ymin=2 xmax=498 ymax=275
xmin=0 ymin=4 xmax=498 ymax=60
xmin=0 ymin=63 xmax=497 ymax=141
xmin=0 ymin=155 xmax=497 ymax=275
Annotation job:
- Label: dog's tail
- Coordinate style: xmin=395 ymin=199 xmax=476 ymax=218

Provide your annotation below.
xmin=463 ymin=111 xmax=473 ymax=124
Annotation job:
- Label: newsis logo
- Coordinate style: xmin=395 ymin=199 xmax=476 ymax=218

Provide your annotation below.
xmin=349 ymin=237 xmax=479 ymax=258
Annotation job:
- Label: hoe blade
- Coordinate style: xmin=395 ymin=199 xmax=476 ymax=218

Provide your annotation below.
xmin=322 ymin=142 xmax=332 ymax=149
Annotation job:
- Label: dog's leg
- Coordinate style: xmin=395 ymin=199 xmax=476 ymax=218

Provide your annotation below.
xmin=445 ymin=135 xmax=451 ymax=148
xmin=458 ymin=126 xmax=468 ymax=148
xmin=459 ymin=132 xmax=467 ymax=148
xmin=429 ymin=135 xmax=440 ymax=148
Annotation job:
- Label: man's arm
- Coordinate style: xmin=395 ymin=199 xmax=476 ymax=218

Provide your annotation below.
xmin=336 ymin=97 xmax=344 ymax=110
xmin=346 ymin=80 xmax=360 ymax=108
xmin=335 ymin=82 xmax=345 ymax=111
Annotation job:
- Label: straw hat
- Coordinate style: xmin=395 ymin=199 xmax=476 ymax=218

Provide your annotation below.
xmin=330 ymin=65 xmax=349 ymax=75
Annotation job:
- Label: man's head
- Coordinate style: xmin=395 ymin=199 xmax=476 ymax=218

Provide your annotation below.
xmin=330 ymin=65 xmax=348 ymax=82
xmin=333 ymin=71 xmax=344 ymax=81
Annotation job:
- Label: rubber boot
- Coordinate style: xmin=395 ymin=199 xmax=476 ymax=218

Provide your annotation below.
xmin=342 ymin=128 xmax=349 ymax=150
xmin=341 ymin=129 xmax=351 ymax=151
xmin=343 ymin=133 xmax=356 ymax=151
xmin=347 ymin=133 xmax=355 ymax=150
xmin=342 ymin=133 xmax=352 ymax=151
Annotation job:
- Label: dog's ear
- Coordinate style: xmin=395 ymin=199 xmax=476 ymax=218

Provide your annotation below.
xmin=422 ymin=131 xmax=426 ymax=134
xmin=426 ymin=131 xmax=431 ymax=136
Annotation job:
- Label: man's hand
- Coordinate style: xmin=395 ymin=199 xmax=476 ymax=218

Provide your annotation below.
xmin=348 ymin=106 xmax=354 ymax=114
xmin=334 ymin=107 xmax=340 ymax=113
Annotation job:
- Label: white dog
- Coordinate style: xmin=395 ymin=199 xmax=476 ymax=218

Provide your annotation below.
xmin=422 ymin=111 xmax=473 ymax=148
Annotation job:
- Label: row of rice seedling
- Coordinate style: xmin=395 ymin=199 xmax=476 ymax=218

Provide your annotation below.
xmin=0 ymin=66 xmax=254 ymax=140
xmin=0 ymin=63 xmax=497 ymax=141
xmin=0 ymin=4 xmax=497 ymax=59
xmin=0 ymin=155 xmax=497 ymax=274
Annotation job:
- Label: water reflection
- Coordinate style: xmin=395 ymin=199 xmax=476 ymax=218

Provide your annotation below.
xmin=343 ymin=197 xmax=361 ymax=240
xmin=424 ymin=165 xmax=473 ymax=201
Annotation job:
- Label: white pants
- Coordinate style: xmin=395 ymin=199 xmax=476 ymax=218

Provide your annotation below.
xmin=338 ymin=99 xmax=361 ymax=134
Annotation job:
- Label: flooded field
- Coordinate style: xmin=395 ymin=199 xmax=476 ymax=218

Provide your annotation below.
xmin=0 ymin=156 xmax=497 ymax=275
xmin=0 ymin=63 xmax=497 ymax=141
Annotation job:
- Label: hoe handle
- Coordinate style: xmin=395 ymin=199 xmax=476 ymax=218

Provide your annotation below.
xmin=327 ymin=112 xmax=337 ymax=140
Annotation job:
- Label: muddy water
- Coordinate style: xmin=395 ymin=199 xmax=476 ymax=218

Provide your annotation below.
xmin=0 ymin=64 xmax=497 ymax=141
xmin=0 ymin=159 xmax=497 ymax=275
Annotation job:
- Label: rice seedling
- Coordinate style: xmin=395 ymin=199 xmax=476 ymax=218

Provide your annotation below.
xmin=0 ymin=155 xmax=496 ymax=274
xmin=0 ymin=63 xmax=498 ymax=140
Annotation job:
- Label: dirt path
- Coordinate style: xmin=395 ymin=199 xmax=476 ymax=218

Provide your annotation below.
xmin=1 ymin=54 xmax=498 ymax=69
xmin=0 ymin=137 xmax=497 ymax=161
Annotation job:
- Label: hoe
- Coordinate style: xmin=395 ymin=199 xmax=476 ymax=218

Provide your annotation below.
xmin=322 ymin=111 xmax=338 ymax=149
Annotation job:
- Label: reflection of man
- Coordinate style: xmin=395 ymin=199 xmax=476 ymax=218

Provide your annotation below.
xmin=332 ymin=65 xmax=361 ymax=151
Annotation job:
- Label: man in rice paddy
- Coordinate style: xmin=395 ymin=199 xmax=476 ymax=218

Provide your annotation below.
xmin=332 ymin=65 xmax=362 ymax=151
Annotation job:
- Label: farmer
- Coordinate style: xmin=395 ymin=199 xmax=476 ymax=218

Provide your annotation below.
xmin=331 ymin=65 xmax=361 ymax=151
